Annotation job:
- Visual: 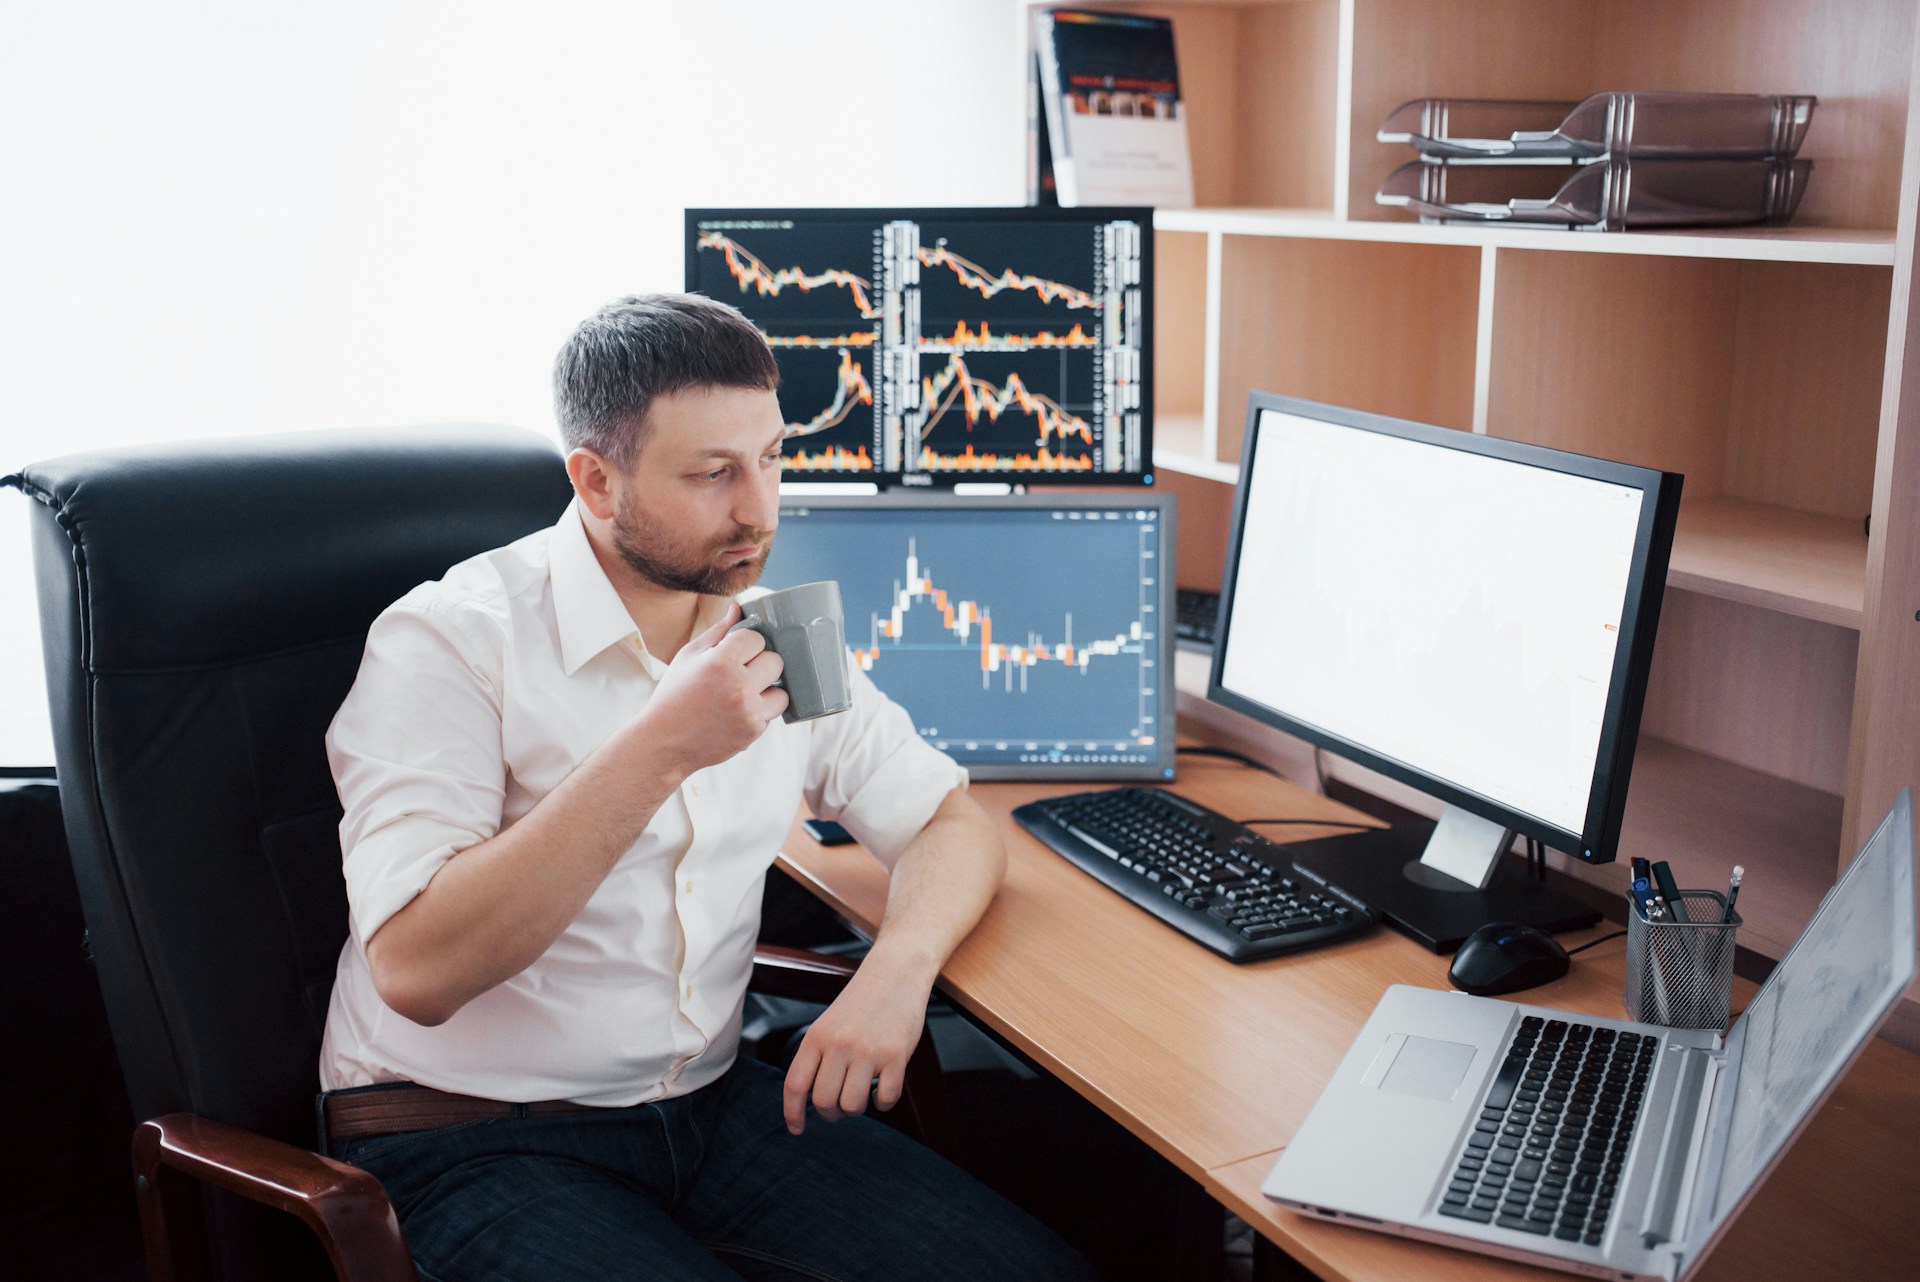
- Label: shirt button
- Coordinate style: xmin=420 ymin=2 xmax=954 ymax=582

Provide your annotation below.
xmin=683 ymin=982 xmax=693 ymax=999
xmin=688 ymin=782 xmax=701 ymax=797
xmin=683 ymin=879 xmax=694 ymax=894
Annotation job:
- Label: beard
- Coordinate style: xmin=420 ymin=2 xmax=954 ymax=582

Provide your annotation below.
xmin=611 ymin=495 xmax=772 ymax=596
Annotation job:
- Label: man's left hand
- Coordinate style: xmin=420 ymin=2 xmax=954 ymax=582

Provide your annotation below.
xmin=782 ymin=961 xmax=931 ymax=1135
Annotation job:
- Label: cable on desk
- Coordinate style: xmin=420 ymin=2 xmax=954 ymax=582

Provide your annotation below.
xmin=1565 ymin=930 xmax=1628 ymax=957
xmin=1176 ymin=745 xmax=1271 ymax=772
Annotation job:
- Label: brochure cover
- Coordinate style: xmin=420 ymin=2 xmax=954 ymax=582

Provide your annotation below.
xmin=1034 ymin=8 xmax=1193 ymax=208
xmin=1027 ymin=49 xmax=1059 ymax=206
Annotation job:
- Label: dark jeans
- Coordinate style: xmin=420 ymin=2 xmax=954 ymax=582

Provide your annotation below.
xmin=332 ymin=1056 xmax=1098 ymax=1282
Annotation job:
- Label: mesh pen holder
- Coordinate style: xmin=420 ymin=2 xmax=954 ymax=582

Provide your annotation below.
xmin=1623 ymin=890 xmax=1740 ymax=1030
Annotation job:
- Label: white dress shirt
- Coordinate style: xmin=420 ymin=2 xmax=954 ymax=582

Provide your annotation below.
xmin=318 ymin=500 xmax=966 ymax=1105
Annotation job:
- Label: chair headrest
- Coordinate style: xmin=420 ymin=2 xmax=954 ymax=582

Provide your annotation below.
xmin=11 ymin=425 xmax=573 ymax=671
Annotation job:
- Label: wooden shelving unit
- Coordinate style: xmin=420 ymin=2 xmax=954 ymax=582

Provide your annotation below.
xmin=1020 ymin=0 xmax=1920 ymax=975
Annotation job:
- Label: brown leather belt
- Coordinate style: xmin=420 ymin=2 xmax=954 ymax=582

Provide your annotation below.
xmin=323 ymin=1083 xmax=603 ymax=1143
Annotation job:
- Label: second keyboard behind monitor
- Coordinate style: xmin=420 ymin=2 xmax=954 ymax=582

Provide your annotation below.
xmin=1013 ymin=786 xmax=1377 ymax=962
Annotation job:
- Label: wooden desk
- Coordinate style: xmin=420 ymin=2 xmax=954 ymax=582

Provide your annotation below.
xmin=778 ymin=757 xmax=1920 ymax=1282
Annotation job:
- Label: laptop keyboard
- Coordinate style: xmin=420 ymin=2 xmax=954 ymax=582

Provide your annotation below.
xmin=1439 ymin=1015 xmax=1658 ymax=1246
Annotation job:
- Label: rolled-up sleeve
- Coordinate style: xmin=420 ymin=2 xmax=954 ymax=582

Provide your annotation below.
xmin=802 ymin=658 xmax=967 ymax=868
xmin=326 ymin=599 xmax=506 ymax=945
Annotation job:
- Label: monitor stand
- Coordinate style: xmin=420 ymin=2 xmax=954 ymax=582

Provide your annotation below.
xmin=1286 ymin=804 xmax=1600 ymax=953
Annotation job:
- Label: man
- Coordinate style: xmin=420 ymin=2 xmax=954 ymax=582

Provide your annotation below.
xmin=318 ymin=293 xmax=1095 ymax=1281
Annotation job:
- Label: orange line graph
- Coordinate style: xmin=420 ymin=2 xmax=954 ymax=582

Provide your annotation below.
xmin=918 ymin=444 xmax=1096 ymax=472
xmin=920 ymin=320 xmax=1097 ymax=349
xmin=786 ymin=349 xmax=873 ymax=439
xmin=917 ymin=244 xmax=1097 ymax=310
xmin=920 ymin=353 xmax=1094 ymax=450
xmin=699 ymin=231 xmax=879 ymax=318
xmin=785 ymin=444 xmax=872 ymax=471
xmin=851 ymin=540 xmax=1143 ymax=681
xmin=766 ymin=332 xmax=877 ymax=347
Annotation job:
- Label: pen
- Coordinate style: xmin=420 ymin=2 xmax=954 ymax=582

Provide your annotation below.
xmin=1651 ymin=859 xmax=1689 ymax=923
xmin=1630 ymin=874 xmax=1661 ymax=920
xmin=1722 ymin=865 xmax=1744 ymax=924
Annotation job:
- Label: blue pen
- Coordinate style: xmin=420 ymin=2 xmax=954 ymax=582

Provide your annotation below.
xmin=1630 ymin=874 xmax=1663 ymax=921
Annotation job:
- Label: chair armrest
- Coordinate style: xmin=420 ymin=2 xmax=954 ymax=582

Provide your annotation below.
xmin=748 ymin=944 xmax=956 ymax=1156
xmin=749 ymin=942 xmax=861 ymax=1004
xmin=133 ymin=1114 xmax=417 ymax=1282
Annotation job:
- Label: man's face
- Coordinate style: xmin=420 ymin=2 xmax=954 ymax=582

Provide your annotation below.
xmin=610 ymin=385 xmax=786 ymax=596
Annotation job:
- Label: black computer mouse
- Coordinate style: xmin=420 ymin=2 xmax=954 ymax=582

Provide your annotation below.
xmin=1448 ymin=922 xmax=1571 ymax=996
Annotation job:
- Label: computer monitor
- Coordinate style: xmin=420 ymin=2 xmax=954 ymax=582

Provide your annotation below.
xmin=1209 ymin=393 xmax=1682 ymax=951
xmin=759 ymin=493 xmax=1175 ymax=781
xmin=686 ymin=206 xmax=1151 ymax=486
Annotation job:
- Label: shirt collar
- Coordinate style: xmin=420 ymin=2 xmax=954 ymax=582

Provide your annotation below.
xmin=549 ymin=499 xmax=642 ymax=676
xmin=548 ymin=499 xmax=736 ymax=676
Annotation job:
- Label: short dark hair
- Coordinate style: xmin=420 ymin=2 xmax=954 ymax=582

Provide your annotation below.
xmin=553 ymin=292 xmax=779 ymax=466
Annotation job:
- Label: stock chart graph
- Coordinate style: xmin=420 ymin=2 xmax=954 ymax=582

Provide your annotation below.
xmin=760 ymin=500 xmax=1169 ymax=773
xmin=688 ymin=209 xmax=1148 ymax=484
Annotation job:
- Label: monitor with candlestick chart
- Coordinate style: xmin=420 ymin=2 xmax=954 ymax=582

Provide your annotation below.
xmin=686 ymin=207 xmax=1152 ymax=486
xmin=758 ymin=493 xmax=1176 ymax=780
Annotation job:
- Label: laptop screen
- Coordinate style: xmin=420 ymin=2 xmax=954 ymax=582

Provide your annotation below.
xmin=1712 ymin=791 xmax=1916 ymax=1222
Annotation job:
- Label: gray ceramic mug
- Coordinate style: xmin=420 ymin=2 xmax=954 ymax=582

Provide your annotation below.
xmin=730 ymin=581 xmax=853 ymax=723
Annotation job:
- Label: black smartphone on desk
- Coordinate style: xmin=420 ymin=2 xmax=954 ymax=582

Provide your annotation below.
xmin=802 ymin=818 xmax=855 ymax=846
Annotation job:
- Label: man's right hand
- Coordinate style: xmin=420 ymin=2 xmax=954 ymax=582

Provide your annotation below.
xmin=645 ymin=601 xmax=788 ymax=773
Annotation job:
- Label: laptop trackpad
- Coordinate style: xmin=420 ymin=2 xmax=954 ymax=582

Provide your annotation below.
xmin=1372 ymin=1034 xmax=1478 ymax=1102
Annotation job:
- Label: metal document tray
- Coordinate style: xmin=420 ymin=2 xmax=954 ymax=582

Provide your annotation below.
xmin=1376 ymin=155 xmax=1812 ymax=231
xmin=1379 ymin=92 xmax=1818 ymax=163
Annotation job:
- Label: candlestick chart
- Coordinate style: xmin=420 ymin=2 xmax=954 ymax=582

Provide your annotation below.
xmin=689 ymin=210 xmax=1147 ymax=482
xmin=760 ymin=502 xmax=1167 ymax=771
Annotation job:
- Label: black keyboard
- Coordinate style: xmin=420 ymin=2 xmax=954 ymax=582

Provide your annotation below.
xmin=1174 ymin=588 xmax=1219 ymax=648
xmin=1439 ymin=1016 xmax=1659 ymax=1246
xmin=1012 ymin=787 xmax=1376 ymax=961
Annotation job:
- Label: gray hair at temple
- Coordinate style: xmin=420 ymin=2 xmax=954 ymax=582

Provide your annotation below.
xmin=552 ymin=292 xmax=780 ymax=468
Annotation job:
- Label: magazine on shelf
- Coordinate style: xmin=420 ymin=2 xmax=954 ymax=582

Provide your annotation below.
xmin=1027 ymin=48 xmax=1059 ymax=206
xmin=1033 ymin=8 xmax=1193 ymax=208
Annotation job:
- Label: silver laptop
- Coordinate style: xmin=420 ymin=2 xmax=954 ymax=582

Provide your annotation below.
xmin=1263 ymin=789 xmax=1916 ymax=1281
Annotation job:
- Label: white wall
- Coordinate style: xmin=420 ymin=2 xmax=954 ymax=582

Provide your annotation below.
xmin=0 ymin=0 xmax=1023 ymax=766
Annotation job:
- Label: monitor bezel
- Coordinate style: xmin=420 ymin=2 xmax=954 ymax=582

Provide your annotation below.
xmin=1206 ymin=392 xmax=1681 ymax=864
xmin=767 ymin=490 xmax=1178 ymax=783
xmin=686 ymin=205 xmax=1156 ymax=488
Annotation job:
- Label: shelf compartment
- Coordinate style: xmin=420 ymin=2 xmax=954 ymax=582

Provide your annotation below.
xmin=1613 ymin=736 xmax=1842 ymax=963
xmin=1154 ymin=230 xmax=1210 ymax=438
xmin=1024 ymin=0 xmax=1340 ymax=210
xmin=1214 ymin=235 xmax=1478 ymax=464
xmin=1487 ymin=251 xmax=1886 ymax=526
xmin=1641 ymin=588 xmax=1857 ymax=797
xmin=1668 ymin=497 xmax=1867 ymax=628
xmin=1349 ymin=0 xmax=1915 ymax=232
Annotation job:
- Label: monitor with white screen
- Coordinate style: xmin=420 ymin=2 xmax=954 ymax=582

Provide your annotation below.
xmin=1209 ymin=393 xmax=1681 ymax=950
xmin=759 ymin=493 xmax=1175 ymax=782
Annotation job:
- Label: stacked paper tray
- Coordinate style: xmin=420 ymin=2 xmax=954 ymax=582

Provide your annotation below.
xmin=1374 ymin=91 xmax=1817 ymax=231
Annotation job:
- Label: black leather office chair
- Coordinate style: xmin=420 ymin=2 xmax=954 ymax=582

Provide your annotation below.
xmin=6 ymin=428 xmax=949 ymax=1282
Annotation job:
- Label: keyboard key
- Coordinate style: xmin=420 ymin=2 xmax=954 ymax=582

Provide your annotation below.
xmin=1441 ymin=1205 xmax=1493 ymax=1224
xmin=1497 ymin=1215 xmax=1551 ymax=1236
